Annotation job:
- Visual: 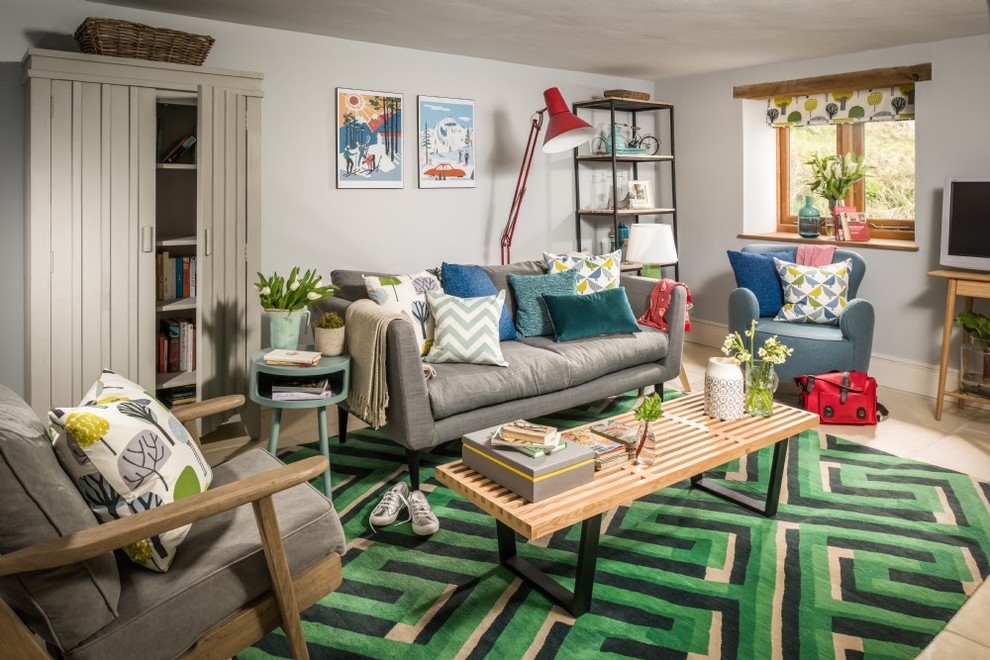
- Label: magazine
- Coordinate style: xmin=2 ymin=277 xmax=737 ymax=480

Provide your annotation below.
xmin=270 ymin=390 xmax=334 ymax=401
xmin=589 ymin=419 xmax=639 ymax=447
xmin=271 ymin=377 xmax=329 ymax=394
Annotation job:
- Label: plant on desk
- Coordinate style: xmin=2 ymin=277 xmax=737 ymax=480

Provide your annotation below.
xmin=314 ymin=311 xmax=346 ymax=357
xmin=633 ymin=393 xmax=663 ymax=466
xmin=955 ymin=311 xmax=990 ymax=396
xmin=723 ymin=319 xmax=793 ymax=417
xmin=255 ymin=267 xmax=338 ymax=350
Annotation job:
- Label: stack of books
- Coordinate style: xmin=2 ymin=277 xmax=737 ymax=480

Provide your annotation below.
xmin=270 ymin=377 xmax=332 ymax=401
xmin=160 ymin=385 xmax=196 ymax=408
xmin=559 ymin=427 xmax=630 ymax=470
xmin=490 ymin=420 xmax=561 ymax=457
xmin=263 ymin=349 xmax=322 ymax=367
xmin=157 ymin=318 xmax=196 ymax=374
xmin=589 ymin=420 xmax=640 ymax=455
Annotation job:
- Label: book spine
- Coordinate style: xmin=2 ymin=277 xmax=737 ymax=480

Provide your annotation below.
xmin=179 ymin=321 xmax=189 ymax=371
xmin=175 ymin=258 xmax=183 ymax=300
xmin=157 ymin=333 xmax=166 ymax=374
xmin=182 ymin=257 xmax=190 ymax=298
xmin=166 ymin=319 xmax=181 ymax=373
xmin=190 ymin=256 xmax=196 ymax=298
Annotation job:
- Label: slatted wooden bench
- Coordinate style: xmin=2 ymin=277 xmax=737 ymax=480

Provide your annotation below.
xmin=435 ymin=391 xmax=819 ymax=616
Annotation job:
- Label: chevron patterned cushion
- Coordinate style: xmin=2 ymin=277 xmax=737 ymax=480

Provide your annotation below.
xmin=543 ymin=250 xmax=622 ymax=295
xmin=772 ymin=258 xmax=852 ymax=325
xmin=424 ymin=290 xmax=508 ymax=366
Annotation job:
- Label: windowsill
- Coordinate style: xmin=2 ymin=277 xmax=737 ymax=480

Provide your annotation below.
xmin=737 ymin=231 xmax=918 ymax=252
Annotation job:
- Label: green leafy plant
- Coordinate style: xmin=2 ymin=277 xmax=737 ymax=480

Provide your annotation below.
xmin=955 ymin=311 xmax=990 ymax=349
xmin=314 ymin=311 xmax=344 ymax=330
xmin=255 ymin=267 xmax=337 ymax=311
xmin=805 ymin=151 xmax=873 ymax=209
xmin=634 ymin=393 xmax=664 ymax=423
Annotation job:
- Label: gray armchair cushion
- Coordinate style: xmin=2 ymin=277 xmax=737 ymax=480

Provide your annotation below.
xmin=0 ymin=386 xmax=121 ymax=651
xmin=65 ymin=448 xmax=346 ymax=660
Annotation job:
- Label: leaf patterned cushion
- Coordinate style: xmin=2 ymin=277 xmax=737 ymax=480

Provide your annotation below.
xmin=543 ymin=250 xmax=622 ymax=295
xmin=363 ymin=270 xmax=442 ymax=356
xmin=425 ymin=290 xmax=508 ymax=366
xmin=49 ymin=370 xmax=213 ymax=572
xmin=773 ymin=257 xmax=852 ymax=325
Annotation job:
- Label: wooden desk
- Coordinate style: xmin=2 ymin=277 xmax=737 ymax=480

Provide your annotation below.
xmin=928 ymin=270 xmax=990 ymax=420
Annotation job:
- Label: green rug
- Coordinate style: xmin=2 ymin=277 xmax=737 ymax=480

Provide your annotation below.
xmin=240 ymin=392 xmax=990 ymax=659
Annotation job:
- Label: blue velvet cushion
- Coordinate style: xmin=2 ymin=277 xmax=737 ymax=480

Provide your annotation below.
xmin=506 ymin=269 xmax=579 ymax=337
xmin=441 ymin=262 xmax=516 ymax=341
xmin=542 ymin=287 xmax=641 ymax=341
xmin=727 ymin=249 xmax=794 ymax=317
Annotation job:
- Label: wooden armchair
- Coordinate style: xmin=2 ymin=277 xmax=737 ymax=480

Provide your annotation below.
xmin=0 ymin=387 xmax=344 ymax=660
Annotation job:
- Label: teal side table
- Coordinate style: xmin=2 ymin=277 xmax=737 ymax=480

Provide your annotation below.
xmin=248 ymin=349 xmax=350 ymax=498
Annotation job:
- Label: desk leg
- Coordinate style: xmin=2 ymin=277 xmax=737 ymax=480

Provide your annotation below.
xmin=935 ymin=279 xmax=958 ymax=421
xmin=317 ymin=407 xmax=332 ymax=498
xmin=691 ymin=437 xmax=789 ymax=517
xmin=266 ymin=408 xmax=282 ymax=455
xmin=496 ymin=515 xmax=601 ymax=616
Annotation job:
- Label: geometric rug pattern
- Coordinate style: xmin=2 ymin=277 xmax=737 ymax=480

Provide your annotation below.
xmin=240 ymin=392 xmax=990 ymax=659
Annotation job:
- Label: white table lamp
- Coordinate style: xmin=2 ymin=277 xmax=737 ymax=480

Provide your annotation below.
xmin=624 ymin=223 xmax=677 ymax=278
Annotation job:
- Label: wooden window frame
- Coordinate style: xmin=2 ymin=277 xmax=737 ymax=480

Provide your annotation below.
xmin=776 ymin=124 xmax=915 ymax=241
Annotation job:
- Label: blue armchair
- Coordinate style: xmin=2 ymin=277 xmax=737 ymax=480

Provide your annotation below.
xmin=728 ymin=243 xmax=874 ymax=383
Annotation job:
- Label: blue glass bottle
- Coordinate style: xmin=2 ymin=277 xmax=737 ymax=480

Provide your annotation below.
xmin=797 ymin=195 xmax=821 ymax=238
xmin=617 ymin=223 xmax=630 ymax=250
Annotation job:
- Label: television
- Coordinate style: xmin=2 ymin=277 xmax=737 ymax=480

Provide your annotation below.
xmin=940 ymin=178 xmax=990 ymax=272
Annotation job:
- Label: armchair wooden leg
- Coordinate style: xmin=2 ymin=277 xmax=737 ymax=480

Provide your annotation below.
xmin=252 ymin=496 xmax=308 ymax=660
xmin=0 ymin=598 xmax=49 ymax=659
xmin=337 ymin=406 xmax=348 ymax=444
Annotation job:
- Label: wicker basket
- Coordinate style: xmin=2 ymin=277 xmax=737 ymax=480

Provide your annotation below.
xmin=74 ymin=17 xmax=215 ymax=66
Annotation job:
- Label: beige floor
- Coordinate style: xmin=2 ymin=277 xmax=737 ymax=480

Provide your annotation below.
xmin=677 ymin=341 xmax=990 ymax=659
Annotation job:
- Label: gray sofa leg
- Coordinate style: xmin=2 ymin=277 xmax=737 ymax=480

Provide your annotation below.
xmin=337 ymin=406 xmax=348 ymax=443
xmin=407 ymin=450 xmax=421 ymax=490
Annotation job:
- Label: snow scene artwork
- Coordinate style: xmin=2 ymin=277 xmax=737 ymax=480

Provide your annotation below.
xmin=417 ymin=96 xmax=475 ymax=188
xmin=336 ymin=88 xmax=403 ymax=189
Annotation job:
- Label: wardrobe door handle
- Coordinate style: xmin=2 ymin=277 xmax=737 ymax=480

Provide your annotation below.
xmin=204 ymin=228 xmax=212 ymax=256
xmin=141 ymin=226 xmax=154 ymax=253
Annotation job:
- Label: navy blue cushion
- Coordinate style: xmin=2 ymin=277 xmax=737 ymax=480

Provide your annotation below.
xmin=441 ymin=262 xmax=516 ymax=341
xmin=542 ymin=288 xmax=641 ymax=341
xmin=507 ymin=269 xmax=579 ymax=337
xmin=727 ymin=250 xmax=794 ymax=317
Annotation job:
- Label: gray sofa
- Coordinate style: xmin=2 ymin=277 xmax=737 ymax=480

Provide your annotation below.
xmin=319 ymin=260 xmax=687 ymax=488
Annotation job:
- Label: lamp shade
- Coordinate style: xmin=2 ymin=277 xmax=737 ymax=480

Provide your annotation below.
xmin=625 ymin=223 xmax=678 ymax=265
xmin=541 ymin=87 xmax=595 ymax=153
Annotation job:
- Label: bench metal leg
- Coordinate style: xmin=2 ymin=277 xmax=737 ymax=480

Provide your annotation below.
xmin=496 ymin=514 xmax=602 ymax=616
xmin=691 ymin=436 xmax=789 ymax=517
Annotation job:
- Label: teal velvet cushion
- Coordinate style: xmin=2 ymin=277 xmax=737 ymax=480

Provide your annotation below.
xmin=542 ymin=287 xmax=641 ymax=341
xmin=506 ymin=269 xmax=579 ymax=337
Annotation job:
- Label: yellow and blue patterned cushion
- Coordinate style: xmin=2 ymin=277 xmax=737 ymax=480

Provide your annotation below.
xmin=543 ymin=250 xmax=622 ymax=295
xmin=773 ymin=258 xmax=852 ymax=325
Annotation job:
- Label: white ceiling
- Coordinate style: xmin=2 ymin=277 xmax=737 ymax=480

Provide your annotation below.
xmin=98 ymin=0 xmax=990 ymax=79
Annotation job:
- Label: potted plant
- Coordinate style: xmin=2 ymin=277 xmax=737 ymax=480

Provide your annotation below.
xmin=633 ymin=393 xmax=664 ymax=466
xmin=955 ymin=311 xmax=990 ymax=396
xmin=255 ymin=267 xmax=337 ymax=350
xmin=722 ymin=319 xmax=794 ymax=417
xmin=805 ymin=151 xmax=873 ymax=213
xmin=313 ymin=311 xmax=346 ymax=357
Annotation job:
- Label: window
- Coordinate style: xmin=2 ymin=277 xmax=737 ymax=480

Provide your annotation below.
xmin=777 ymin=122 xmax=915 ymax=240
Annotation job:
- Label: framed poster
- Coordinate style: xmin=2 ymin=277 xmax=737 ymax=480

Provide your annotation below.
xmin=336 ymin=88 xmax=403 ymax=188
xmin=417 ymin=95 xmax=475 ymax=188
xmin=628 ymin=180 xmax=652 ymax=209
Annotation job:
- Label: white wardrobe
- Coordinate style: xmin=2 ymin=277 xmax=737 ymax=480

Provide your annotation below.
xmin=23 ymin=49 xmax=262 ymax=434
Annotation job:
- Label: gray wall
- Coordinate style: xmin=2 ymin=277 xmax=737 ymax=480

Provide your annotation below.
xmin=658 ymin=34 xmax=990 ymax=378
xmin=0 ymin=0 xmax=649 ymax=396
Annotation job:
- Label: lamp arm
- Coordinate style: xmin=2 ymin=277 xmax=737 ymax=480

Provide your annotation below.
xmin=500 ymin=110 xmax=546 ymax=264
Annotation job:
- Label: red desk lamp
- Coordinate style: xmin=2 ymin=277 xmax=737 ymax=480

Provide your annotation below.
xmin=499 ymin=87 xmax=595 ymax=264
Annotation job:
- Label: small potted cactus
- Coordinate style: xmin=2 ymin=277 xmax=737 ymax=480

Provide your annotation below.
xmin=313 ymin=311 xmax=346 ymax=356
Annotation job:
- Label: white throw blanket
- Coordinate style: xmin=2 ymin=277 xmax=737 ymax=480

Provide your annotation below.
xmin=345 ymin=300 xmax=404 ymax=428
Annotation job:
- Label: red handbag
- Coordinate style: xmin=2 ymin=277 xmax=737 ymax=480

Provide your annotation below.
xmin=794 ymin=371 xmax=879 ymax=425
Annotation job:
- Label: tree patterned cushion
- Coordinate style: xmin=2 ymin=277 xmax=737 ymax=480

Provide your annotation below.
xmin=49 ymin=370 xmax=213 ymax=572
xmin=363 ymin=270 xmax=443 ymax=356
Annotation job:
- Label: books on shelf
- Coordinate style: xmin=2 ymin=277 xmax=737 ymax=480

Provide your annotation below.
xmin=270 ymin=389 xmax=333 ymax=401
xmin=157 ymin=252 xmax=197 ymax=302
xmin=271 ymin=377 xmax=329 ymax=394
xmin=160 ymin=385 xmax=196 ymax=408
xmin=160 ymin=134 xmax=197 ymax=163
xmin=157 ymin=318 xmax=195 ymax=374
xmin=263 ymin=349 xmax=322 ymax=366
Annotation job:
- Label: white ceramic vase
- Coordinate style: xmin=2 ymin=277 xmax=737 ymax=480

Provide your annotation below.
xmin=704 ymin=357 xmax=744 ymax=420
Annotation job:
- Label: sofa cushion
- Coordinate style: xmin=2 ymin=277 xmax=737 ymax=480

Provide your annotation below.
xmin=441 ymin=262 xmax=516 ymax=341
xmin=773 ymin=257 xmax=852 ymax=325
xmin=543 ymin=288 xmax=641 ymax=341
xmin=727 ymin=249 xmax=794 ymax=317
xmin=425 ymin=289 xmax=508 ymax=367
xmin=49 ymin=370 xmax=213 ymax=573
xmin=0 ymin=385 xmax=120 ymax=652
xmin=480 ymin=260 xmax=547 ymax=320
xmin=426 ymin=341 xmax=573 ymax=419
xmin=544 ymin=250 xmax=622 ymax=294
xmin=506 ymin=269 xmax=579 ymax=337
xmin=522 ymin=325 xmax=669 ymax=389
xmin=364 ymin=271 xmax=442 ymax=356
xmin=63 ymin=449 xmax=345 ymax=660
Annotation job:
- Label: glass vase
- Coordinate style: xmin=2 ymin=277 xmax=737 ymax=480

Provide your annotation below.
xmin=797 ymin=195 xmax=821 ymax=238
xmin=960 ymin=331 xmax=990 ymax=398
xmin=744 ymin=361 xmax=779 ymax=417
xmin=634 ymin=420 xmax=656 ymax=466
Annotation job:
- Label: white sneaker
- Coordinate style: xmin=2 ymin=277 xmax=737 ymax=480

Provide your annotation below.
xmin=409 ymin=490 xmax=440 ymax=536
xmin=370 ymin=482 xmax=410 ymax=531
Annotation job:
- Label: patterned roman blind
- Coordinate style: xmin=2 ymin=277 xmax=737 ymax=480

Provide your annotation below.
xmin=766 ymin=84 xmax=915 ymax=127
